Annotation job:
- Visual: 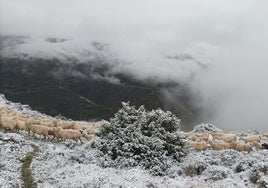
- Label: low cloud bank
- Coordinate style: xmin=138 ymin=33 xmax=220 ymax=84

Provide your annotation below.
xmin=1 ymin=0 xmax=268 ymax=130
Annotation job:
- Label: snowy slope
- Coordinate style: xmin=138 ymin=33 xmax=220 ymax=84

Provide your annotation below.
xmin=1 ymin=94 xmax=268 ymax=188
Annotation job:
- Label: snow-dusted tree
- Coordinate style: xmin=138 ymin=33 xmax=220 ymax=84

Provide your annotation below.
xmin=92 ymin=102 xmax=186 ymax=175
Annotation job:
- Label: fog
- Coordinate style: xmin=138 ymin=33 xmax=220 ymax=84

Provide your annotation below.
xmin=1 ymin=0 xmax=268 ymax=131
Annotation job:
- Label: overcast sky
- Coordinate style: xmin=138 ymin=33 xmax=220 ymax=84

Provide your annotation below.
xmin=1 ymin=0 xmax=268 ymax=130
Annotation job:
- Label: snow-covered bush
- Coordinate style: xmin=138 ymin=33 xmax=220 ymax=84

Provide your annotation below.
xmin=235 ymin=160 xmax=254 ymax=173
xmin=203 ymin=165 xmax=231 ymax=181
xmin=183 ymin=162 xmax=206 ymax=177
xmin=258 ymin=176 xmax=268 ymax=188
xmin=92 ymin=102 xmax=186 ymax=176
xmin=249 ymin=162 xmax=268 ymax=186
xmin=192 ymin=123 xmax=223 ymax=133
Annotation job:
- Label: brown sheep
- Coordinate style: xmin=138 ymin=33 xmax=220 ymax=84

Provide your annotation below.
xmin=263 ymin=133 xmax=268 ymax=138
xmin=187 ymin=141 xmax=208 ymax=151
xmin=209 ymin=141 xmax=232 ymax=150
xmin=240 ymin=135 xmax=261 ymax=143
xmin=56 ymin=127 xmax=83 ymax=144
xmin=230 ymin=141 xmax=252 ymax=152
xmin=213 ymin=134 xmax=237 ymax=143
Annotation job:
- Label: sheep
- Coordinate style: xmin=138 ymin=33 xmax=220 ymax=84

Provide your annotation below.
xmin=56 ymin=121 xmax=75 ymax=129
xmin=47 ymin=127 xmax=61 ymax=140
xmin=188 ymin=133 xmax=209 ymax=142
xmin=0 ymin=116 xmax=17 ymax=131
xmin=26 ymin=118 xmax=41 ymax=125
xmin=73 ymin=123 xmax=87 ymax=130
xmin=83 ymin=133 xmax=94 ymax=141
xmin=251 ymin=141 xmax=262 ymax=150
xmin=209 ymin=141 xmax=232 ymax=150
xmin=187 ymin=141 xmax=208 ymax=151
xmin=40 ymin=120 xmax=55 ymax=127
xmin=14 ymin=117 xmax=28 ymax=133
xmin=210 ymin=133 xmax=224 ymax=137
xmin=230 ymin=141 xmax=252 ymax=152
xmin=212 ymin=134 xmax=237 ymax=143
xmin=263 ymin=133 xmax=268 ymax=138
xmin=85 ymin=126 xmax=99 ymax=135
xmin=240 ymin=135 xmax=261 ymax=143
xmin=15 ymin=113 xmax=29 ymax=119
xmin=0 ymin=108 xmax=8 ymax=114
xmin=26 ymin=124 xmax=50 ymax=139
xmin=7 ymin=111 xmax=19 ymax=117
xmin=91 ymin=123 xmax=101 ymax=129
xmin=55 ymin=127 xmax=83 ymax=144
xmin=16 ymin=116 xmax=29 ymax=122
xmin=262 ymin=143 xmax=268 ymax=149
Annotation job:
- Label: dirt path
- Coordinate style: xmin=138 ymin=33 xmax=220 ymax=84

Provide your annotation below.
xmin=21 ymin=144 xmax=40 ymax=188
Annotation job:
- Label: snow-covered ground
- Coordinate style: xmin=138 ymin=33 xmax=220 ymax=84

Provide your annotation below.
xmin=1 ymin=94 xmax=268 ymax=188
xmin=1 ymin=130 xmax=268 ymax=188
xmin=0 ymin=132 xmax=33 ymax=187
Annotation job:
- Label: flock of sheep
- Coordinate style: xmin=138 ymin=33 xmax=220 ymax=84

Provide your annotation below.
xmin=2 ymin=105 xmax=268 ymax=151
xmin=0 ymin=107 xmax=100 ymax=144
xmin=187 ymin=132 xmax=268 ymax=152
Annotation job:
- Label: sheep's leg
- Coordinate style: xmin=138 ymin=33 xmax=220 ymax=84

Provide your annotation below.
xmin=79 ymin=138 xmax=83 ymax=144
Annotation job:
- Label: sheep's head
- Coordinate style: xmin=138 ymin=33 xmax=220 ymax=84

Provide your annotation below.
xmin=53 ymin=120 xmax=59 ymax=126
